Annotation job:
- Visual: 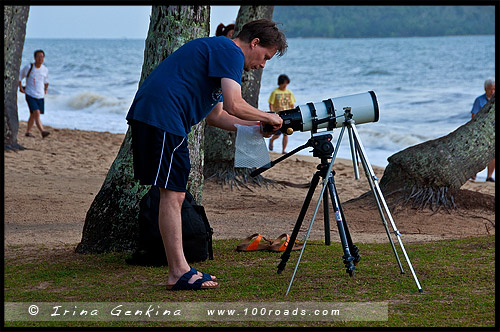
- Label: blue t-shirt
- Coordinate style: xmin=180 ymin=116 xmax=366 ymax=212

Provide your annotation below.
xmin=471 ymin=93 xmax=489 ymax=115
xmin=126 ymin=36 xmax=244 ymax=137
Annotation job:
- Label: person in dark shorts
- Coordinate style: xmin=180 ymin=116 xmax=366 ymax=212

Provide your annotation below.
xmin=19 ymin=49 xmax=50 ymax=138
xmin=126 ymin=19 xmax=287 ymax=290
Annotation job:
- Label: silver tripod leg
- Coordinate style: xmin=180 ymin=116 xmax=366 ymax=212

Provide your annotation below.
xmin=348 ymin=120 xmax=423 ymax=292
xmin=346 ymin=125 xmax=405 ymax=274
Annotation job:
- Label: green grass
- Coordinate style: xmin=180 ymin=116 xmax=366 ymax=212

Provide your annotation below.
xmin=4 ymin=236 xmax=495 ymax=328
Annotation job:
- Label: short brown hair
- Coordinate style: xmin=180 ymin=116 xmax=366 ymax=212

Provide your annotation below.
xmin=235 ymin=19 xmax=287 ymax=56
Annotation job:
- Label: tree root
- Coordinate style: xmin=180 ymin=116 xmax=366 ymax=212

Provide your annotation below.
xmin=4 ymin=143 xmax=26 ymax=152
xmin=394 ymin=185 xmax=456 ymax=213
xmin=205 ymin=166 xmax=276 ymax=190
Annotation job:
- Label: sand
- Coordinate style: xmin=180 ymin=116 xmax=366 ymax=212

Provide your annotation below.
xmin=4 ymin=122 xmax=495 ymax=250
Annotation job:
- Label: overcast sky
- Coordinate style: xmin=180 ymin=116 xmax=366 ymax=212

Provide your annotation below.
xmin=25 ymin=6 xmax=240 ymax=39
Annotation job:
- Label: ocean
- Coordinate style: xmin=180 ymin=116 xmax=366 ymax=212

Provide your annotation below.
xmin=18 ymin=35 xmax=495 ymax=179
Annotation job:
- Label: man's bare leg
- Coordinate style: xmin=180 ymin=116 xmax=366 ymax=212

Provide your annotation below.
xmin=282 ymin=134 xmax=288 ymax=154
xmin=32 ymin=110 xmax=45 ymax=133
xmin=26 ymin=109 xmax=46 ymax=135
xmin=486 ymin=158 xmax=495 ymax=181
xmin=158 ymin=188 xmax=217 ymax=287
xmin=26 ymin=112 xmax=36 ymax=134
xmin=269 ymin=133 xmax=279 ymax=151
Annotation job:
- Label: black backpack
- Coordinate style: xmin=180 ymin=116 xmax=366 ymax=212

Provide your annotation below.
xmin=126 ymin=187 xmax=213 ymax=266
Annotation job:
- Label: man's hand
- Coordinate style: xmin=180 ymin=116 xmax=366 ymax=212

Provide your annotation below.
xmin=260 ymin=113 xmax=282 ymax=137
xmin=259 ymin=124 xmax=274 ymax=138
xmin=264 ymin=112 xmax=282 ymax=129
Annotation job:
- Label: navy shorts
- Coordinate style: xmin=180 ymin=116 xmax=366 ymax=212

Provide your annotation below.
xmin=25 ymin=94 xmax=45 ymax=114
xmin=130 ymin=120 xmax=190 ymax=192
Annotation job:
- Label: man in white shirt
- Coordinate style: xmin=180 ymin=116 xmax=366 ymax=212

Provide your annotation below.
xmin=470 ymin=78 xmax=495 ymax=182
xmin=19 ymin=49 xmax=50 ymax=138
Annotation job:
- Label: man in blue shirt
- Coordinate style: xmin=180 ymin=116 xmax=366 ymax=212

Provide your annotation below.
xmin=126 ymin=19 xmax=287 ymax=290
xmin=470 ymin=78 xmax=495 ymax=182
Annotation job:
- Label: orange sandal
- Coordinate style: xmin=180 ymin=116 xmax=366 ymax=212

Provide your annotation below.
xmin=236 ymin=233 xmax=272 ymax=251
xmin=268 ymin=233 xmax=303 ymax=252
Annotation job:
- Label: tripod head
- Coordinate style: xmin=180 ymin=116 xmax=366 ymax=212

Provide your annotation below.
xmin=250 ymin=131 xmax=336 ymax=177
xmin=310 ymin=132 xmax=335 ymax=159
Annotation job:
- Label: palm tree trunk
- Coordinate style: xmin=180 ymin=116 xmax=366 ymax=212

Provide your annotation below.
xmin=4 ymin=6 xmax=30 ymax=151
xmin=379 ymin=95 xmax=495 ymax=210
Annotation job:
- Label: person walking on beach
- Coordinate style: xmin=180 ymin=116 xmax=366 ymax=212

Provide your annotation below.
xmin=215 ymin=23 xmax=235 ymax=38
xmin=470 ymin=78 xmax=495 ymax=182
xmin=19 ymin=49 xmax=50 ymax=138
xmin=268 ymin=74 xmax=296 ymax=154
xmin=126 ymin=19 xmax=286 ymax=290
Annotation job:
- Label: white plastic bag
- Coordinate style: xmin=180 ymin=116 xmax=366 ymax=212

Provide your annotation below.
xmin=234 ymin=124 xmax=271 ymax=169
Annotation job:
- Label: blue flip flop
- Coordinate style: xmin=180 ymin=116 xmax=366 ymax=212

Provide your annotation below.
xmin=166 ymin=267 xmax=219 ymax=290
xmin=201 ymin=271 xmax=217 ymax=282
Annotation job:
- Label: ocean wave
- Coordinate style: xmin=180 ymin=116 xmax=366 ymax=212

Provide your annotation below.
xmin=356 ymin=128 xmax=429 ymax=150
xmin=363 ymin=69 xmax=392 ymax=76
xmin=65 ymin=91 xmax=127 ymax=110
xmin=409 ymin=100 xmax=434 ymax=105
xmin=61 ymin=63 xmax=77 ymax=71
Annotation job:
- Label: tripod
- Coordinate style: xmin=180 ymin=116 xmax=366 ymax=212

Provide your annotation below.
xmin=277 ymin=133 xmax=361 ymax=275
xmin=251 ymin=109 xmax=423 ymax=295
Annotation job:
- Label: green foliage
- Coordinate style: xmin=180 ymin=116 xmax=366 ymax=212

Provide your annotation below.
xmin=273 ymin=6 xmax=495 ymax=38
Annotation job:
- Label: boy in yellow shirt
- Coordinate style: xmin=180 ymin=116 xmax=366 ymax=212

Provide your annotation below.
xmin=268 ymin=74 xmax=296 ymax=153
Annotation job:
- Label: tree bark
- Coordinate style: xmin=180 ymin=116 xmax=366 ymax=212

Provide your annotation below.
xmin=234 ymin=6 xmax=274 ymax=108
xmin=204 ymin=6 xmax=274 ymax=185
xmin=4 ymin=6 xmax=30 ymax=151
xmin=76 ymin=6 xmax=210 ymax=254
xmin=379 ymin=95 xmax=495 ymax=210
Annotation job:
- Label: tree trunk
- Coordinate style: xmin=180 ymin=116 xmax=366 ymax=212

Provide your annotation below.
xmin=234 ymin=6 xmax=274 ymax=108
xmin=204 ymin=6 xmax=274 ymax=185
xmin=4 ymin=6 xmax=29 ymax=151
xmin=76 ymin=6 xmax=210 ymax=254
xmin=379 ymin=95 xmax=495 ymax=210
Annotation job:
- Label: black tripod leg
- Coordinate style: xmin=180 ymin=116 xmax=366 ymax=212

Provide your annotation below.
xmin=277 ymin=171 xmax=321 ymax=274
xmin=323 ymin=187 xmax=331 ymax=245
xmin=326 ymin=178 xmax=356 ymax=276
xmin=333 ymin=184 xmax=361 ymax=266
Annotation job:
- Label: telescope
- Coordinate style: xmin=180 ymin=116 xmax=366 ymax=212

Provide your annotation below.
xmin=253 ymin=91 xmax=424 ymax=295
xmin=265 ymin=91 xmax=379 ymax=135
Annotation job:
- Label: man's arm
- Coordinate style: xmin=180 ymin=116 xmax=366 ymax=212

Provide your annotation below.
xmin=44 ymin=68 xmax=49 ymax=94
xmin=18 ymin=65 xmax=26 ymax=93
xmin=206 ymin=103 xmax=258 ymax=131
xmin=221 ymin=78 xmax=282 ymax=128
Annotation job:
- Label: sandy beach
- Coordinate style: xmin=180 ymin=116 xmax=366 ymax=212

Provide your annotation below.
xmin=4 ymin=122 xmax=495 ymax=250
